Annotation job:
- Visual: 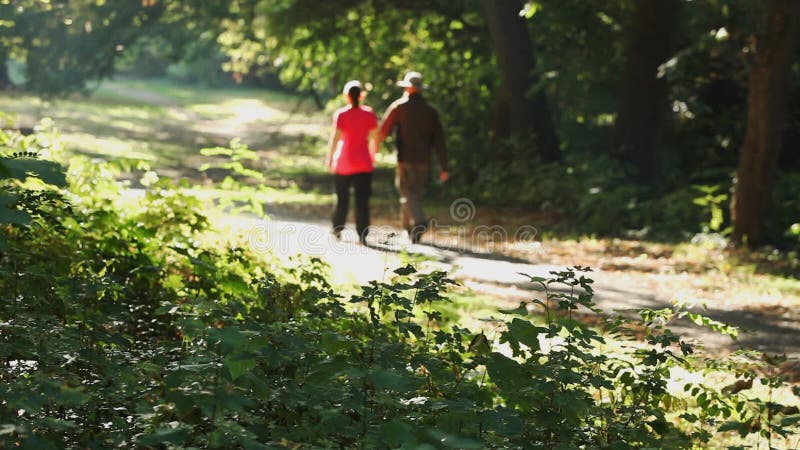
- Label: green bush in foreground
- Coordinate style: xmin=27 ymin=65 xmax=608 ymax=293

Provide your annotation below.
xmin=1 ymin=128 xmax=799 ymax=449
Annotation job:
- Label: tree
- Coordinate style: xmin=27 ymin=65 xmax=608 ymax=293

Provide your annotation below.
xmin=0 ymin=48 xmax=11 ymax=89
xmin=613 ymin=0 xmax=681 ymax=183
xmin=212 ymin=0 xmax=499 ymax=170
xmin=0 ymin=1 xmax=168 ymax=96
xmin=731 ymin=0 xmax=800 ymax=246
xmin=483 ymin=0 xmax=560 ymax=161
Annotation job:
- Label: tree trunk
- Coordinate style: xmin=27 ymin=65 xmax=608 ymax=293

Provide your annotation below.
xmin=731 ymin=0 xmax=800 ymax=246
xmin=489 ymin=86 xmax=511 ymax=151
xmin=0 ymin=49 xmax=12 ymax=90
xmin=483 ymin=0 xmax=560 ymax=161
xmin=614 ymin=0 xmax=680 ymax=183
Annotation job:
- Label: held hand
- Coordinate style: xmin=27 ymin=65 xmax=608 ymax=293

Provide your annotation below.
xmin=439 ymin=170 xmax=449 ymax=182
xmin=369 ymin=143 xmax=378 ymax=160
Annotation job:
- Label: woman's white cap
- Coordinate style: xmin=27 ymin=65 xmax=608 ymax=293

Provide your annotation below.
xmin=342 ymin=79 xmax=363 ymax=94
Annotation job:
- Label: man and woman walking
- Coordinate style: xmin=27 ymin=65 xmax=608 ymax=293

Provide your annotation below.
xmin=326 ymin=71 xmax=448 ymax=245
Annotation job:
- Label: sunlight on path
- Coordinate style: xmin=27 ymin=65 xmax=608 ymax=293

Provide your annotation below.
xmin=191 ymin=99 xmax=291 ymax=140
xmin=110 ymin=182 xmax=800 ymax=359
xmin=213 ymin=212 xmax=569 ymax=289
xmin=208 ymin=212 xmax=800 ymax=359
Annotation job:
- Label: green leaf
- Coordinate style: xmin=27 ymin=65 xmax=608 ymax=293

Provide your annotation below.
xmin=781 ymin=414 xmax=800 ymax=427
xmin=380 ymin=419 xmax=414 ymax=446
xmin=320 ymin=331 xmax=348 ymax=353
xmin=520 ymin=2 xmax=541 ymax=19
xmin=369 ymin=368 xmax=413 ymax=392
xmin=224 ymin=355 xmax=256 ymax=380
xmin=717 ymin=421 xmax=749 ymax=438
xmin=487 ymin=352 xmax=527 ymax=392
xmin=507 ymin=318 xmax=542 ymax=351
xmin=0 ymin=193 xmax=31 ymax=225
xmin=468 ymin=332 xmax=491 ymax=355
xmin=0 ymin=158 xmax=66 ymax=187
xmin=687 ymin=313 xmax=739 ymax=338
xmin=397 ymin=321 xmax=424 ymax=338
xmin=0 ymin=207 xmax=30 ymax=225
xmin=498 ymin=302 xmax=528 ymax=316
xmin=394 ymin=265 xmax=417 ymax=276
xmin=207 ymin=327 xmax=257 ymax=353
xmin=137 ymin=426 xmax=191 ymax=446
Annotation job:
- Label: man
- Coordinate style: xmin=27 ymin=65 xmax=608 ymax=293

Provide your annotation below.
xmin=378 ymin=71 xmax=449 ymax=243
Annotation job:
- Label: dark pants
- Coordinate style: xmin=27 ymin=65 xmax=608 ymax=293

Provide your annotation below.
xmin=333 ymin=172 xmax=372 ymax=238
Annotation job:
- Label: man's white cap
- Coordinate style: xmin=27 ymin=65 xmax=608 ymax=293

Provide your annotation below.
xmin=397 ymin=71 xmax=427 ymax=89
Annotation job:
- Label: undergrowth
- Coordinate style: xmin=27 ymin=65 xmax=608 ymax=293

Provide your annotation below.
xmin=1 ymin=125 xmax=799 ymax=449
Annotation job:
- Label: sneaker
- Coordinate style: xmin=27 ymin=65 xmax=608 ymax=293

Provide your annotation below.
xmin=331 ymin=228 xmax=342 ymax=240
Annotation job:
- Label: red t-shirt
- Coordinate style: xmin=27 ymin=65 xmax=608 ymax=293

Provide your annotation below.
xmin=333 ymin=105 xmax=377 ymax=175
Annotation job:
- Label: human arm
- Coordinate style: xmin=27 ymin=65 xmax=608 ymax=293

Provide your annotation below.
xmin=326 ymin=126 xmax=341 ymax=173
xmin=377 ymin=103 xmax=398 ymax=146
xmin=432 ymin=111 xmax=448 ymax=180
xmin=368 ymin=128 xmax=378 ymax=158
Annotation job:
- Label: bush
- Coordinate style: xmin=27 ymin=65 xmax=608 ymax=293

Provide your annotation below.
xmin=459 ymin=142 xmax=733 ymax=240
xmin=1 ymin=127 xmax=799 ymax=449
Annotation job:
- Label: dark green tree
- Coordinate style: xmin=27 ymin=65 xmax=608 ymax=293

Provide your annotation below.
xmin=0 ymin=1 xmax=167 ymax=95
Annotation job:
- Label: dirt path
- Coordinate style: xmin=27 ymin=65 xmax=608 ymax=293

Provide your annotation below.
xmin=213 ymin=212 xmax=800 ymax=360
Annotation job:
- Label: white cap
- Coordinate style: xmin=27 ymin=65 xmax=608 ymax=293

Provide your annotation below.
xmin=342 ymin=79 xmax=363 ymax=94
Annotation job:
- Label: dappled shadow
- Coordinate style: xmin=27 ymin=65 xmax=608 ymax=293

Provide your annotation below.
xmin=422 ymin=240 xmax=534 ymax=265
xmin=468 ymin=275 xmax=800 ymax=359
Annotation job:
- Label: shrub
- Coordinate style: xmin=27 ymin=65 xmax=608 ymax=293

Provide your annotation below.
xmin=1 ymin=127 xmax=798 ymax=449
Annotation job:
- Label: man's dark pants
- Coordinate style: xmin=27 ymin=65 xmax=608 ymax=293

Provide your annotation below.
xmin=332 ymin=172 xmax=372 ymax=239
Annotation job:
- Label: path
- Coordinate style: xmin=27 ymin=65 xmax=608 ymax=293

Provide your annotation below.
xmin=214 ymin=212 xmax=800 ymax=361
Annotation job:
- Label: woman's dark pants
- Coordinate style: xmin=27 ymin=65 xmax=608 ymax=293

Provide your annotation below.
xmin=332 ymin=172 xmax=372 ymax=240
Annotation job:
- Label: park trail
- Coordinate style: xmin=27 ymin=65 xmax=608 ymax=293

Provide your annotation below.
xmin=108 ymin=83 xmax=800 ymax=363
xmin=214 ymin=212 xmax=800 ymax=362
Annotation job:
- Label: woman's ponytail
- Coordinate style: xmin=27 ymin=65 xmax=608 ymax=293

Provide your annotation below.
xmin=348 ymin=86 xmax=361 ymax=107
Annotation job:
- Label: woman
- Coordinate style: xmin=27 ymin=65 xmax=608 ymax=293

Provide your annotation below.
xmin=326 ymin=80 xmax=378 ymax=245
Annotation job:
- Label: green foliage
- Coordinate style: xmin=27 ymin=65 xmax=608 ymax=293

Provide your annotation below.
xmin=466 ymin=148 xmax=711 ymax=238
xmin=0 ymin=1 xmax=233 ymax=95
xmin=0 ymin=1 xmax=167 ymax=96
xmin=769 ymin=172 xmax=800 ymax=245
xmin=0 ymin=123 xmax=67 ymax=232
xmin=115 ymin=5 xmax=234 ymax=86
xmin=199 ymin=138 xmax=263 ymax=180
xmin=2 ymin=128 xmax=798 ymax=449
